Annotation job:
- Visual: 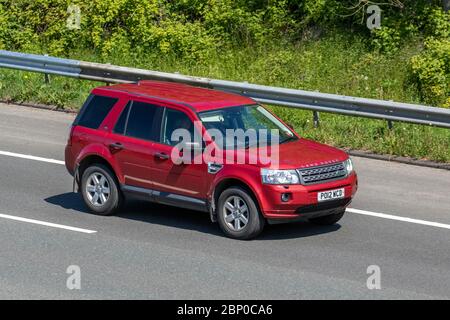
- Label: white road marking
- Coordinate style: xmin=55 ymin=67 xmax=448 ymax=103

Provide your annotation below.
xmin=347 ymin=208 xmax=450 ymax=230
xmin=1 ymin=149 xmax=449 ymax=232
xmin=0 ymin=213 xmax=97 ymax=234
xmin=0 ymin=150 xmax=64 ymax=165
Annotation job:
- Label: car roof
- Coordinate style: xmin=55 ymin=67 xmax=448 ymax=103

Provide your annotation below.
xmin=95 ymin=80 xmax=256 ymax=113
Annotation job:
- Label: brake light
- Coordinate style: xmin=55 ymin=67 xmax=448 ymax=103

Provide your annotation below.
xmin=67 ymin=125 xmax=75 ymax=146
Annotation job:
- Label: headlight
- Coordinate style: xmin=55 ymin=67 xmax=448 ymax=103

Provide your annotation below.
xmin=344 ymin=158 xmax=353 ymax=174
xmin=261 ymin=169 xmax=300 ymax=184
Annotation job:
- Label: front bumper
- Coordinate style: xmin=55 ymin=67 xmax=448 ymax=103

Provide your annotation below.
xmin=259 ymin=172 xmax=357 ymax=221
xmin=267 ymin=198 xmax=351 ymax=224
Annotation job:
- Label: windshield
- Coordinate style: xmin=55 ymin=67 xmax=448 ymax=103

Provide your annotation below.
xmin=199 ymin=105 xmax=297 ymax=149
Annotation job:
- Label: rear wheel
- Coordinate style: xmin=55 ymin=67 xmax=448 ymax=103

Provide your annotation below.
xmin=217 ymin=187 xmax=265 ymax=240
xmin=81 ymin=164 xmax=122 ymax=216
xmin=309 ymin=210 xmax=345 ymax=225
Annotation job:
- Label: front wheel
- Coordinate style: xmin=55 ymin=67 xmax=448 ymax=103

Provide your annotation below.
xmin=217 ymin=187 xmax=265 ymax=240
xmin=81 ymin=164 xmax=122 ymax=216
xmin=309 ymin=210 xmax=345 ymax=225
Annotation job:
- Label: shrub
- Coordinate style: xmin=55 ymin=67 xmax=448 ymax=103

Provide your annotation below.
xmin=410 ymin=38 xmax=450 ymax=107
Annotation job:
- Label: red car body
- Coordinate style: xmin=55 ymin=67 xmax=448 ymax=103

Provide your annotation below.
xmin=65 ymin=81 xmax=358 ymax=236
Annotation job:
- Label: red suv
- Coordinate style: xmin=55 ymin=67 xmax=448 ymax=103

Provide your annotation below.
xmin=65 ymin=81 xmax=358 ymax=239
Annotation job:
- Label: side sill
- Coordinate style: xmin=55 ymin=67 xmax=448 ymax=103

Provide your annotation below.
xmin=121 ymin=185 xmax=209 ymax=213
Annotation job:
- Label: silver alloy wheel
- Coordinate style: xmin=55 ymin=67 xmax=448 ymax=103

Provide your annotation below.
xmin=223 ymin=195 xmax=249 ymax=231
xmin=85 ymin=172 xmax=110 ymax=207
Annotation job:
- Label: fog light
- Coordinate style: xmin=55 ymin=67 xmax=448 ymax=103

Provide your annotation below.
xmin=281 ymin=193 xmax=291 ymax=202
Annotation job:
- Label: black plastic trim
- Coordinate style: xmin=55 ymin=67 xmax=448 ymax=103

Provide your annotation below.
xmin=121 ymin=185 xmax=208 ymax=212
xmin=295 ymin=198 xmax=352 ymax=214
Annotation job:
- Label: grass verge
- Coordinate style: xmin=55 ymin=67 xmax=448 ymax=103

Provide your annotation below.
xmin=0 ymin=34 xmax=448 ymax=162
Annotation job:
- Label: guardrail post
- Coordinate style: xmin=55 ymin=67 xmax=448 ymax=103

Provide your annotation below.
xmin=313 ymin=111 xmax=320 ymax=128
xmin=387 ymin=120 xmax=393 ymax=130
xmin=44 ymin=54 xmax=50 ymax=84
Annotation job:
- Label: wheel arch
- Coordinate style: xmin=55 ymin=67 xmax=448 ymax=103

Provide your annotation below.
xmin=78 ymin=155 xmax=115 ymax=180
xmin=210 ymin=177 xmax=262 ymax=222
xmin=75 ymin=153 xmax=122 ymax=193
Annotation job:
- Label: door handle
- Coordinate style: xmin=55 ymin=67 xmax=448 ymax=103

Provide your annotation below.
xmin=109 ymin=142 xmax=124 ymax=151
xmin=154 ymin=152 xmax=170 ymax=160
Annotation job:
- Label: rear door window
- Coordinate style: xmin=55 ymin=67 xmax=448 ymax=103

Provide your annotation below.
xmin=75 ymin=94 xmax=118 ymax=129
xmin=119 ymin=100 xmax=161 ymax=142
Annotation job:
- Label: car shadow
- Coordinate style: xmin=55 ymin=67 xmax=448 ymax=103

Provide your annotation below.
xmin=44 ymin=192 xmax=341 ymax=240
xmin=260 ymin=222 xmax=341 ymax=240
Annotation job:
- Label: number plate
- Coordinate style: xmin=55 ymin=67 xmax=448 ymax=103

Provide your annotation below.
xmin=317 ymin=188 xmax=345 ymax=202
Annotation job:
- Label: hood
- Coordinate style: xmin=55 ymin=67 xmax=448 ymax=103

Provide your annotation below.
xmin=260 ymin=138 xmax=348 ymax=169
xmin=218 ymin=138 xmax=348 ymax=169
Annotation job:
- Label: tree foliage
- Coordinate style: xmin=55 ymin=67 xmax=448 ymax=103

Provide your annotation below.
xmin=0 ymin=0 xmax=448 ymax=105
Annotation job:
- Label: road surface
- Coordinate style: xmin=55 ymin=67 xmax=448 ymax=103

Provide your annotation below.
xmin=0 ymin=103 xmax=449 ymax=299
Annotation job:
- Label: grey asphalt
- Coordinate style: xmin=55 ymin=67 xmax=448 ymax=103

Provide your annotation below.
xmin=0 ymin=103 xmax=449 ymax=299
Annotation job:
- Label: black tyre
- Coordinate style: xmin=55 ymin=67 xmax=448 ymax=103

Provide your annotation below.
xmin=217 ymin=187 xmax=265 ymax=240
xmin=309 ymin=210 xmax=345 ymax=225
xmin=81 ymin=164 xmax=122 ymax=216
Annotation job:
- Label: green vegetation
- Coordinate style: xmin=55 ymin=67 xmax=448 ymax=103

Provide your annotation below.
xmin=0 ymin=0 xmax=448 ymax=161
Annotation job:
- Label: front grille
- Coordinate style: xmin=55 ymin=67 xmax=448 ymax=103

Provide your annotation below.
xmin=297 ymin=162 xmax=347 ymax=185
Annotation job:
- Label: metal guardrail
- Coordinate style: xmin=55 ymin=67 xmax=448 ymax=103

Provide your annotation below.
xmin=1 ymin=50 xmax=450 ymax=128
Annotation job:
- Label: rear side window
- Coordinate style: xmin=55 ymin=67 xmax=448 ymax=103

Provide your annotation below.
xmin=75 ymin=94 xmax=118 ymax=129
xmin=113 ymin=101 xmax=131 ymax=135
xmin=117 ymin=101 xmax=161 ymax=142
